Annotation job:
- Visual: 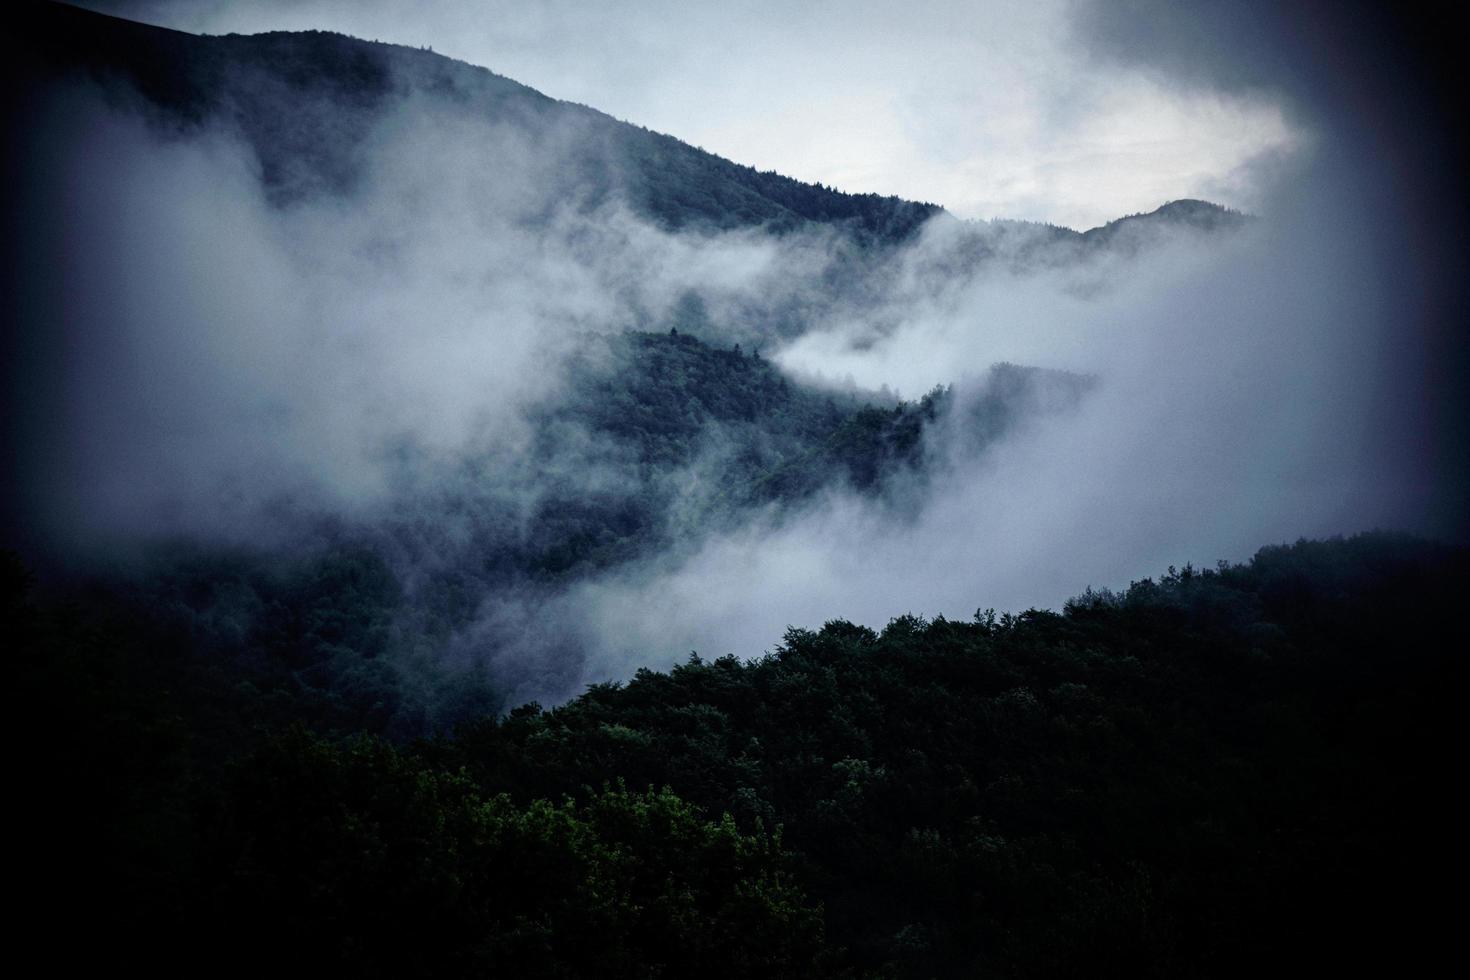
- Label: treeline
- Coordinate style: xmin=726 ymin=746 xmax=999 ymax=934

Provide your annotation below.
xmin=13 ymin=532 xmax=1463 ymax=976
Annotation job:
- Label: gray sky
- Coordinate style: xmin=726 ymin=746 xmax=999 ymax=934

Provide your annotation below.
xmin=77 ymin=0 xmax=1300 ymax=229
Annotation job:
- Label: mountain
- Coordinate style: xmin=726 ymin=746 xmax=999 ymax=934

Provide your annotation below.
xmin=1078 ymin=197 xmax=1248 ymax=250
xmin=12 ymin=1 xmax=941 ymax=243
xmin=0 ymin=1 xmax=1234 ymax=727
xmin=11 ymin=2 xmax=1242 ymax=247
xmin=0 ymin=327 xmax=1095 ymax=738
xmin=6 ymin=6 xmax=1457 ymax=978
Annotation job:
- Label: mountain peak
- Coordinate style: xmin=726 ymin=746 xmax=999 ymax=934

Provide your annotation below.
xmin=1078 ymin=197 xmax=1247 ymax=249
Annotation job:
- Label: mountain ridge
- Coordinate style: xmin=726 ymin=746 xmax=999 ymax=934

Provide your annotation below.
xmin=19 ymin=1 xmax=1240 ymax=241
xmin=16 ymin=1 xmax=940 ymax=241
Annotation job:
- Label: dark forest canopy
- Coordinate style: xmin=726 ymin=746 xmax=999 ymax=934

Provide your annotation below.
xmin=12 ymin=532 xmax=1464 ymax=976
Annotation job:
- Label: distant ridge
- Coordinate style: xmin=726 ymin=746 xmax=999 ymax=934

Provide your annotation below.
xmin=14 ymin=2 xmax=1241 ymax=244
xmin=1078 ymin=198 xmax=1248 ymax=247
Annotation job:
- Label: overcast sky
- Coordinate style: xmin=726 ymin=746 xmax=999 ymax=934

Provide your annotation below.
xmin=77 ymin=0 xmax=1301 ymax=230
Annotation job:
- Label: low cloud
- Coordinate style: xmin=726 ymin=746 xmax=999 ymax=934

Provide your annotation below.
xmin=6 ymin=5 xmax=1463 ymax=713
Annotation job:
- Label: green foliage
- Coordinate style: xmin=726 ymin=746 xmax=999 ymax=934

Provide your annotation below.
xmin=13 ymin=527 xmax=1463 ymax=975
xmin=428 ymin=532 xmax=1464 ymax=977
xmin=195 ymin=733 xmax=823 ymax=977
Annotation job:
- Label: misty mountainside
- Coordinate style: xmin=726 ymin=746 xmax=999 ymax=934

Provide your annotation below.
xmin=534 ymin=330 xmax=1095 ymax=532
xmin=2 ymin=8 xmax=1258 ymax=744
xmin=15 ymin=2 xmax=1241 ymax=268
xmin=17 ymin=0 xmax=939 ymax=241
xmin=910 ymin=198 xmax=1249 ymax=279
xmin=7 ymin=4 xmax=1463 ymax=977
xmin=1078 ymin=198 xmax=1247 ymax=250
xmin=14 ymin=532 xmax=1462 ymax=977
xmin=2 ymin=331 xmax=1093 ymax=738
xmin=3 ymin=0 xmax=1162 ymax=723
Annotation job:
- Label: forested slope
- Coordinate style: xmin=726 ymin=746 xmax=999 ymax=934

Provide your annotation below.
xmin=15 ymin=1 xmax=940 ymax=241
xmin=5 ymin=8 xmax=1436 ymax=977
xmin=1 ymin=328 xmax=1090 ymax=740
xmin=14 ymin=532 xmax=1462 ymax=977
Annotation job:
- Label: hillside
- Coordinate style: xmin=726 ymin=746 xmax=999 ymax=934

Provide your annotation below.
xmin=13 ymin=532 xmax=1463 ymax=976
xmin=13 ymin=1 xmax=941 ymax=242
xmin=1078 ymin=198 xmax=1249 ymax=251
xmin=4 ymin=5 xmax=1457 ymax=977
xmin=0 ymin=328 xmax=1093 ymax=739
xmin=11 ymin=3 xmax=1246 ymax=248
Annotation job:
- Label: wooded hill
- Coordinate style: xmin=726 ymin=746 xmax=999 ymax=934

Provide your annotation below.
xmin=13 ymin=532 xmax=1461 ymax=976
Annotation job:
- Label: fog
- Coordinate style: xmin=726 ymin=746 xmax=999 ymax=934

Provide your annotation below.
xmin=535 ymin=186 xmax=1436 ymax=695
xmin=7 ymin=80 xmax=835 ymax=554
xmin=4 ymin=0 xmax=1464 ymax=709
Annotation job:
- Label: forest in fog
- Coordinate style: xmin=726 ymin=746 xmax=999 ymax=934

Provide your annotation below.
xmin=5 ymin=1 xmax=1466 ymax=976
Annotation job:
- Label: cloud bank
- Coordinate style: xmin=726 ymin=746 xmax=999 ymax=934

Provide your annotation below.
xmin=5 ymin=1 xmax=1463 ymax=710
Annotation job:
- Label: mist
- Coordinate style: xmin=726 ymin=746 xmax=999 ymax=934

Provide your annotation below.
xmin=527 ymin=198 xmax=1434 ymax=695
xmin=4 ymin=0 xmax=1464 ymax=712
xmin=10 ymin=8 xmax=1466 ymax=974
xmin=7 ymin=77 xmax=832 ymax=554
